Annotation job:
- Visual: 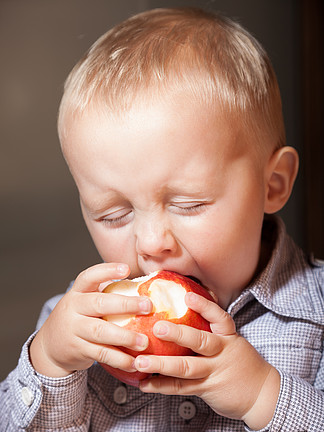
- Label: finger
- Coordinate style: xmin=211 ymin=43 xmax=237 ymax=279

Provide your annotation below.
xmin=73 ymin=291 xmax=152 ymax=317
xmin=185 ymin=292 xmax=236 ymax=335
xmin=134 ymin=354 xmax=211 ymax=380
xmin=139 ymin=375 xmax=201 ymax=396
xmin=86 ymin=343 xmax=137 ymax=372
xmin=77 ymin=317 xmax=149 ymax=352
xmin=72 ymin=263 xmax=130 ymax=293
xmin=153 ymin=321 xmax=223 ymax=356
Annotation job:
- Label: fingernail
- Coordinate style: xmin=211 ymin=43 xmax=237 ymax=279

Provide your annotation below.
xmin=136 ymin=335 xmax=148 ymax=350
xmin=139 ymin=379 xmax=150 ymax=392
xmin=155 ymin=323 xmax=168 ymax=336
xmin=139 ymin=298 xmax=151 ymax=314
xmin=186 ymin=291 xmax=199 ymax=303
xmin=117 ymin=264 xmax=129 ymax=275
xmin=130 ymin=362 xmax=137 ymax=372
xmin=136 ymin=356 xmax=150 ymax=369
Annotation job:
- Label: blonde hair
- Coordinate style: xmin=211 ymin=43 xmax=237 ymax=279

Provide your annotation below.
xmin=58 ymin=7 xmax=285 ymax=150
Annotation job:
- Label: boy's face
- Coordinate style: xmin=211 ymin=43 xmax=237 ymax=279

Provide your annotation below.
xmin=62 ymin=94 xmax=270 ymax=308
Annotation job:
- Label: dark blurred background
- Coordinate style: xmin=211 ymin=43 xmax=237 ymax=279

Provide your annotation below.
xmin=1 ymin=0 xmax=323 ymax=381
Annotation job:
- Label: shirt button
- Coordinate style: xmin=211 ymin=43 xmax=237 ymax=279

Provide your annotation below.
xmin=113 ymin=385 xmax=127 ymax=405
xmin=178 ymin=400 xmax=196 ymax=420
xmin=21 ymin=387 xmax=34 ymax=406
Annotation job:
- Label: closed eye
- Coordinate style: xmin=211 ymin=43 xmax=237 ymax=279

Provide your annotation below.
xmin=169 ymin=202 xmax=207 ymax=215
xmin=100 ymin=210 xmax=133 ymax=228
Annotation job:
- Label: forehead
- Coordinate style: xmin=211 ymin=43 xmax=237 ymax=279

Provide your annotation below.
xmin=60 ymin=91 xmax=247 ymax=165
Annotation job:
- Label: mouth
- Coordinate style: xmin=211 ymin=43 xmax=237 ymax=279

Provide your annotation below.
xmin=186 ymin=275 xmax=202 ymax=285
xmin=186 ymin=275 xmax=218 ymax=303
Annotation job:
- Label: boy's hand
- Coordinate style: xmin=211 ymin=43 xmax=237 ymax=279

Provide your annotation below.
xmin=134 ymin=292 xmax=280 ymax=430
xmin=30 ymin=263 xmax=152 ymax=378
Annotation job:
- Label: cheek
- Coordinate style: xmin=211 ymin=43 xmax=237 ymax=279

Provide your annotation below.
xmin=86 ymin=222 xmax=136 ymax=264
xmin=193 ymin=226 xmax=262 ymax=297
xmin=188 ymin=203 xmax=263 ymax=277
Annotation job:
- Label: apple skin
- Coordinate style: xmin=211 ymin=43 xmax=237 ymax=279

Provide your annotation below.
xmin=100 ymin=271 xmax=214 ymax=387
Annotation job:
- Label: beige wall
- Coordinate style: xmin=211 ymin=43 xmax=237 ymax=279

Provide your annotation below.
xmin=0 ymin=0 xmax=302 ymax=380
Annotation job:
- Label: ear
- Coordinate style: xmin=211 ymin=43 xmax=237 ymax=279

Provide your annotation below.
xmin=264 ymin=146 xmax=299 ymax=214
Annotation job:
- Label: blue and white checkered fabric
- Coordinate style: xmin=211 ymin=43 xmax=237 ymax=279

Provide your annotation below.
xmin=1 ymin=217 xmax=323 ymax=431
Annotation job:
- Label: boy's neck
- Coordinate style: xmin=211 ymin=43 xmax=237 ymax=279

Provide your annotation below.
xmin=255 ymin=216 xmax=277 ymax=281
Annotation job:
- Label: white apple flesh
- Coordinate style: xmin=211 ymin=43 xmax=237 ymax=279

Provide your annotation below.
xmin=100 ymin=271 xmax=213 ymax=386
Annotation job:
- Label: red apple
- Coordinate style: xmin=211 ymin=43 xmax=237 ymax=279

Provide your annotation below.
xmin=100 ymin=270 xmax=213 ymax=387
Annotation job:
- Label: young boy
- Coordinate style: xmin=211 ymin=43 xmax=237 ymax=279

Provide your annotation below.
xmin=1 ymin=7 xmax=323 ymax=432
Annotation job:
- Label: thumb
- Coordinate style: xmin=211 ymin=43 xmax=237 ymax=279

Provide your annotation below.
xmin=185 ymin=291 xmax=236 ymax=335
xmin=72 ymin=263 xmax=130 ymax=293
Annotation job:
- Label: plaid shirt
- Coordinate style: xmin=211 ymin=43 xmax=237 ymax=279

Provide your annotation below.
xmin=1 ymin=216 xmax=324 ymax=431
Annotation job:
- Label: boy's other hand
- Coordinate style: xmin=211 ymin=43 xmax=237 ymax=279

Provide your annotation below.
xmin=134 ymin=292 xmax=280 ymax=430
xmin=29 ymin=263 xmax=152 ymax=378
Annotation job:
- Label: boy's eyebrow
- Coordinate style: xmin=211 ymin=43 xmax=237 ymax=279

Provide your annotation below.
xmin=80 ymin=194 xmax=125 ymax=215
xmin=165 ymin=190 xmax=213 ymax=201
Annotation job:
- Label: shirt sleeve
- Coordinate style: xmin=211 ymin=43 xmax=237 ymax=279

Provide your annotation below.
xmin=244 ymin=367 xmax=324 ymax=432
xmin=272 ymin=370 xmax=324 ymax=431
xmin=0 ymin=332 xmax=92 ymax=431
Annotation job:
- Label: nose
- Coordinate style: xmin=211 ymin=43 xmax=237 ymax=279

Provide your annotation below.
xmin=134 ymin=213 xmax=178 ymax=259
